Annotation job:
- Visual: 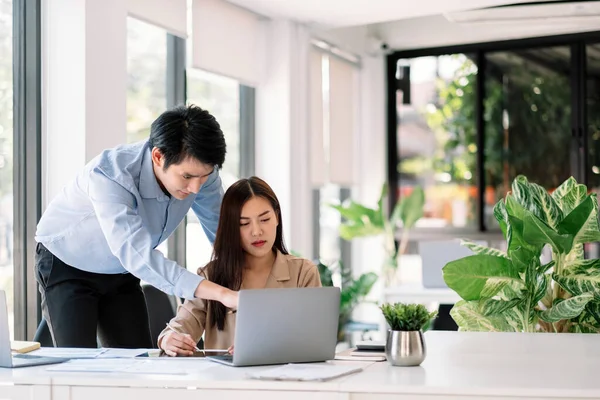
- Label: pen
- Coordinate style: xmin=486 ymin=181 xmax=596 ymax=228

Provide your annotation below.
xmin=165 ymin=323 xmax=230 ymax=353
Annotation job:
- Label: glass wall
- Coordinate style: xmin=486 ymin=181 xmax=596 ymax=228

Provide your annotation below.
xmin=126 ymin=17 xmax=167 ymax=144
xmin=0 ymin=0 xmax=13 ymax=338
xmin=126 ymin=17 xmax=168 ymax=257
xmin=185 ymin=69 xmax=240 ymax=271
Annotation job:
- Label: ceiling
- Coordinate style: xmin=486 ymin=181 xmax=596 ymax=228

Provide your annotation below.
xmin=226 ymin=0 xmax=561 ymax=28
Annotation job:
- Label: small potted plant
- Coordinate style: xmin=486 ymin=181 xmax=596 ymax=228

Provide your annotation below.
xmin=380 ymin=302 xmax=437 ymax=366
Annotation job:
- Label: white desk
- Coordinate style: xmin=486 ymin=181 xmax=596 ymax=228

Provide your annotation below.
xmin=3 ymin=331 xmax=600 ymax=400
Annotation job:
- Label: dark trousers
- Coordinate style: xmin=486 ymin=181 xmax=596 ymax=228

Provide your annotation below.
xmin=34 ymin=243 xmax=153 ymax=348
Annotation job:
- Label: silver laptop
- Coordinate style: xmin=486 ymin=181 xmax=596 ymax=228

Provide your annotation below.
xmin=208 ymin=286 xmax=340 ymax=367
xmin=0 ymin=290 xmax=67 ymax=368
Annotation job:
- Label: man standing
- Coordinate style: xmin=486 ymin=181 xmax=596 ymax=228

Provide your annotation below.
xmin=35 ymin=105 xmax=236 ymax=348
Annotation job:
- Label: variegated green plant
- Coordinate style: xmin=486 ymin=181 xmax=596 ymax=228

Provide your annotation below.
xmin=442 ymin=175 xmax=600 ymax=333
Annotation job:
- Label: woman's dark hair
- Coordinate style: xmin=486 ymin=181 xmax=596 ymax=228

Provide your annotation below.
xmin=148 ymin=104 xmax=226 ymax=169
xmin=207 ymin=176 xmax=288 ymax=330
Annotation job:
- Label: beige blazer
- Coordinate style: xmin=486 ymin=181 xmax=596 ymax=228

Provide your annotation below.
xmin=157 ymin=251 xmax=322 ymax=351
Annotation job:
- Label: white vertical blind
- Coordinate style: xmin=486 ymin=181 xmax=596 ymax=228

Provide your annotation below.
xmin=328 ymin=56 xmax=357 ymax=186
xmin=191 ymin=0 xmax=265 ymax=86
xmin=127 ymin=0 xmax=187 ymax=38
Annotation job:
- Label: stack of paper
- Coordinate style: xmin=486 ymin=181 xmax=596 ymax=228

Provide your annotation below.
xmin=248 ymin=363 xmax=363 ymax=382
xmin=46 ymin=359 xmax=199 ymax=375
xmin=335 ymin=348 xmax=386 ymax=362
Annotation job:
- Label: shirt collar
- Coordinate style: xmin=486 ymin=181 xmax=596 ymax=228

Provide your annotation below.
xmin=139 ymin=145 xmax=170 ymax=202
xmin=270 ymin=250 xmax=291 ymax=282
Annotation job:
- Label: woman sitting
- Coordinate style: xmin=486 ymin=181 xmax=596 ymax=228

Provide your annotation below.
xmin=158 ymin=176 xmax=321 ymax=356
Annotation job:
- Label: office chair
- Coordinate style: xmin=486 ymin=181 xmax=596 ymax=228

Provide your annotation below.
xmin=141 ymin=283 xmax=180 ymax=348
xmin=33 ymin=317 xmax=54 ymax=347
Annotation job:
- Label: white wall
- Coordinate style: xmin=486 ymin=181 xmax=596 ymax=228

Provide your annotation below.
xmin=323 ymin=15 xmax=600 ymax=54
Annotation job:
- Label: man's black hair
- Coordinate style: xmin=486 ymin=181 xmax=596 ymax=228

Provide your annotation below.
xmin=149 ymin=104 xmax=226 ymax=170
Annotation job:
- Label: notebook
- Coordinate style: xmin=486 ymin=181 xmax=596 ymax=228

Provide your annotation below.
xmin=11 ymin=341 xmax=41 ymax=354
xmin=247 ymin=363 xmax=363 ymax=382
xmin=334 ymin=348 xmax=386 ymax=362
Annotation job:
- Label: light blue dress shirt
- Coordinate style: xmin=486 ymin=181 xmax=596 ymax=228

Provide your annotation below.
xmin=35 ymin=140 xmax=224 ymax=300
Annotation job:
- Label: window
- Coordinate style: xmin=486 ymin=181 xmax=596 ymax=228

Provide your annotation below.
xmin=0 ymin=0 xmax=13 ymax=337
xmin=126 ymin=17 xmax=167 ymax=144
xmin=185 ymin=69 xmax=240 ymax=270
xmin=396 ymin=54 xmax=478 ymax=229
xmin=587 ymin=43 xmax=600 ymax=194
xmin=484 ymin=47 xmax=571 ymax=229
xmin=390 ymin=39 xmax=600 ymax=234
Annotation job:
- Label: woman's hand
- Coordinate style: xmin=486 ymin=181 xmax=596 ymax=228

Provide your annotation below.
xmin=160 ymin=331 xmax=197 ymax=357
xmin=228 ymin=345 xmax=234 ymax=355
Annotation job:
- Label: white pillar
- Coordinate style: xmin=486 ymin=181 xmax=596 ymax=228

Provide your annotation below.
xmin=256 ymin=19 xmax=312 ymax=257
xmin=352 ymin=55 xmax=388 ymax=331
xmin=43 ymin=0 xmax=127 ymax=207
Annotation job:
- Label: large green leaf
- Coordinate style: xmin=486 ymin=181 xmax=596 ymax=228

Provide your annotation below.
xmin=539 ymin=293 xmax=594 ymax=322
xmin=450 ymin=300 xmax=518 ymax=332
xmin=443 ymin=255 xmax=522 ymax=301
xmin=461 ymin=240 xmax=508 ymax=259
xmin=493 ymin=199 xmax=509 ymax=238
xmin=522 ymin=213 xmax=573 ymax=254
xmin=505 ymin=196 xmax=543 ymax=253
xmin=509 ymin=247 xmax=540 ymax=274
xmin=512 ymin=175 xmax=564 ymax=228
xmin=564 ymin=243 xmax=585 ymax=266
xmin=557 ymin=194 xmax=600 ymax=245
xmin=522 ymin=259 xmax=549 ymax=325
xmin=397 ymin=186 xmax=425 ymax=229
xmin=552 ymin=177 xmax=588 ymax=215
xmin=338 ymin=224 xmax=383 ymax=241
xmin=331 ymin=201 xmax=385 ymax=240
xmin=584 ymin=301 xmax=600 ymax=325
xmin=553 ymin=260 xmax=600 ymax=299
xmin=331 ymin=202 xmax=382 ymax=227
xmin=480 ymin=297 xmax=523 ymax=317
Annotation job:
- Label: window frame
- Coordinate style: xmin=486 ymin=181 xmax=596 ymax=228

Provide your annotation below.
xmin=13 ymin=0 xmax=42 ymax=340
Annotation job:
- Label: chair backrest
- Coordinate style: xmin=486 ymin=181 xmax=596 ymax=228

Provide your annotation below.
xmin=141 ymin=284 xmax=179 ymax=348
xmin=33 ymin=317 xmax=54 ymax=347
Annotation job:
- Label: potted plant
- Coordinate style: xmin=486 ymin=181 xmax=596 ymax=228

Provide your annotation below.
xmin=443 ymin=175 xmax=600 ymax=333
xmin=318 ymin=259 xmax=378 ymax=343
xmin=330 ymin=183 xmax=425 ymax=286
xmin=380 ymin=302 xmax=437 ymax=366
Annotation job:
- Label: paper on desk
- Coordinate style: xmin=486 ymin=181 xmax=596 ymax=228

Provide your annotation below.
xmin=28 ymin=347 xmax=107 ymax=359
xmin=248 ymin=363 xmax=363 ymax=382
xmin=96 ymin=348 xmax=152 ymax=358
xmin=46 ymin=359 xmax=198 ymax=375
